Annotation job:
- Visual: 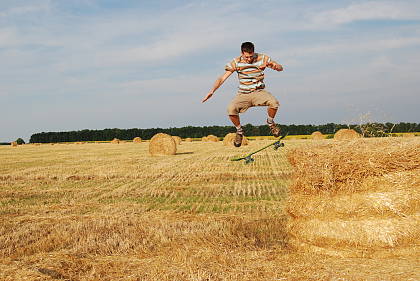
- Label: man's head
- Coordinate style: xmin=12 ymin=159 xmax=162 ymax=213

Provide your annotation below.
xmin=241 ymin=42 xmax=255 ymax=63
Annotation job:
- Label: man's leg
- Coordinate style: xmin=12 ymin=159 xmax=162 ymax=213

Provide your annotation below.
xmin=229 ymin=115 xmax=240 ymax=127
xmin=267 ymin=107 xmax=281 ymax=137
xmin=267 ymin=107 xmax=277 ymax=119
xmin=229 ymin=114 xmax=244 ymax=147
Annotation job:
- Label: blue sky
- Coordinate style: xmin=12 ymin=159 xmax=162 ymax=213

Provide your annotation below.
xmin=1 ymin=0 xmax=419 ymax=142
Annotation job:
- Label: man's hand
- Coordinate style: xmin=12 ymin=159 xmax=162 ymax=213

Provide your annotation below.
xmin=202 ymin=71 xmax=233 ymax=103
xmin=266 ymin=61 xmax=283 ymax=71
xmin=202 ymin=92 xmax=213 ymax=103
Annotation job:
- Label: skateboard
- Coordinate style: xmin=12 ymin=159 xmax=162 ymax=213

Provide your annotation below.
xmin=231 ymin=132 xmax=288 ymax=164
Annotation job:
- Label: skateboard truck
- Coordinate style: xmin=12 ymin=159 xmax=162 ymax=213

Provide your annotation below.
xmin=274 ymin=142 xmax=285 ymax=150
xmin=244 ymin=156 xmax=255 ymax=164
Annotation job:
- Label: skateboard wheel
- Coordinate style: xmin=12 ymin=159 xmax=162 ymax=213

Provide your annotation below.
xmin=250 ymin=158 xmax=254 ymax=162
xmin=274 ymin=146 xmax=278 ymax=150
xmin=280 ymin=143 xmax=284 ymax=147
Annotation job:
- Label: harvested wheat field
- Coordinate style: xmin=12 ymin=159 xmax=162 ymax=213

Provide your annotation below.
xmin=1 ymin=138 xmax=420 ymax=280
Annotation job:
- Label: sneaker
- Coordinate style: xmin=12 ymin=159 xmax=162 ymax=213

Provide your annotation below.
xmin=234 ymin=131 xmax=243 ymax=147
xmin=268 ymin=121 xmax=281 ymax=137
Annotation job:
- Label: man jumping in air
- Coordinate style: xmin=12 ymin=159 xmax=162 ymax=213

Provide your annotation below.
xmin=202 ymin=42 xmax=283 ymax=147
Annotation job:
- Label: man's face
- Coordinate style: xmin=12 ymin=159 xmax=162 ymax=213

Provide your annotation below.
xmin=241 ymin=51 xmax=255 ymax=63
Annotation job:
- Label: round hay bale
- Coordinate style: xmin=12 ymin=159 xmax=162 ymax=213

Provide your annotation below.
xmin=201 ymin=136 xmax=209 ymax=142
xmin=206 ymin=135 xmax=219 ymax=142
xmin=286 ymin=138 xmax=420 ymax=258
xmin=185 ymin=138 xmax=193 ymax=142
xmin=311 ymin=131 xmax=323 ymax=140
xmin=172 ymin=136 xmax=182 ymax=145
xmin=263 ymin=137 xmax=269 ymax=141
xmin=133 ymin=137 xmax=142 ymax=144
xmin=111 ymin=138 xmax=120 ymax=144
xmin=149 ymin=133 xmax=177 ymax=156
xmin=334 ymin=129 xmax=360 ymax=140
xmin=255 ymin=137 xmax=262 ymax=141
xmin=223 ymin=133 xmax=249 ymax=146
xmin=11 ymin=142 xmax=17 ymax=147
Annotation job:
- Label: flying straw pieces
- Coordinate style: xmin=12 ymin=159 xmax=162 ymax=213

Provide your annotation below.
xmin=286 ymin=137 xmax=420 ymax=257
xmin=223 ymin=133 xmax=249 ymax=146
xmin=149 ymin=133 xmax=177 ymax=156
xmin=133 ymin=137 xmax=142 ymax=144
xmin=334 ymin=129 xmax=360 ymax=140
xmin=311 ymin=131 xmax=324 ymax=140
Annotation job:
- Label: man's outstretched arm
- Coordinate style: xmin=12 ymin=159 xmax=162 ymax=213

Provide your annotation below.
xmin=266 ymin=61 xmax=283 ymax=72
xmin=202 ymin=70 xmax=233 ymax=103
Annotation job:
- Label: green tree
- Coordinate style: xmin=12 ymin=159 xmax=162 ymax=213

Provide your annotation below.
xmin=16 ymin=138 xmax=25 ymax=145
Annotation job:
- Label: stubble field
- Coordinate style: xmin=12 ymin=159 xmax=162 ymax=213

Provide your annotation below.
xmin=1 ymin=139 xmax=419 ymax=280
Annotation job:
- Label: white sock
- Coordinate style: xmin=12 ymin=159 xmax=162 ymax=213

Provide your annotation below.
xmin=267 ymin=117 xmax=274 ymax=125
xmin=236 ymin=125 xmax=243 ymax=134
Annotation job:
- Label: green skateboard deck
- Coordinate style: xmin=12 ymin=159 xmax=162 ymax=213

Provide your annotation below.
xmin=231 ymin=132 xmax=288 ymax=164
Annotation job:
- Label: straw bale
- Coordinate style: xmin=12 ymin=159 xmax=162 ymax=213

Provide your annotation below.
xmin=172 ymin=136 xmax=182 ymax=144
xmin=287 ymin=236 xmax=420 ymax=258
xmin=11 ymin=142 xmax=17 ymax=147
xmin=287 ymin=138 xmax=420 ymax=195
xmin=263 ymin=137 xmax=269 ymax=140
xmin=223 ymin=133 xmax=249 ymax=146
xmin=149 ymin=133 xmax=177 ymax=156
xmin=255 ymin=137 xmax=262 ymax=141
xmin=201 ymin=136 xmax=208 ymax=142
xmin=334 ymin=129 xmax=360 ymax=140
xmin=311 ymin=131 xmax=323 ymax=140
xmin=287 ymin=171 xmax=420 ymax=219
xmin=111 ymin=138 xmax=120 ymax=144
xmin=286 ymin=138 xmax=420 ymax=257
xmin=287 ymin=214 xmax=420 ymax=251
xmin=206 ymin=135 xmax=219 ymax=142
xmin=185 ymin=138 xmax=193 ymax=142
xmin=133 ymin=137 xmax=142 ymax=144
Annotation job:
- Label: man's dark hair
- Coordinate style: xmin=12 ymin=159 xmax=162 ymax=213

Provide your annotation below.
xmin=241 ymin=42 xmax=254 ymax=53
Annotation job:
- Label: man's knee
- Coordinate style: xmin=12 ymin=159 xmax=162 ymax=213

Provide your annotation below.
xmin=268 ymin=99 xmax=280 ymax=109
xmin=227 ymin=104 xmax=240 ymax=115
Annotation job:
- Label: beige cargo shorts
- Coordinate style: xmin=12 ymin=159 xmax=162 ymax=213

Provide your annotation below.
xmin=227 ymin=89 xmax=280 ymax=115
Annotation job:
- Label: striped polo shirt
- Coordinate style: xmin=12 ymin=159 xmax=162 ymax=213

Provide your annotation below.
xmin=225 ymin=53 xmax=276 ymax=92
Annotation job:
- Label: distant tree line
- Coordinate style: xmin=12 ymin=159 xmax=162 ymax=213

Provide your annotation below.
xmin=28 ymin=122 xmax=419 ymax=143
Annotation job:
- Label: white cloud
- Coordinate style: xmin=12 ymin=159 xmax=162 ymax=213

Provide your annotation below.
xmin=306 ymin=1 xmax=419 ymax=28
xmin=0 ymin=1 xmax=51 ymax=18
